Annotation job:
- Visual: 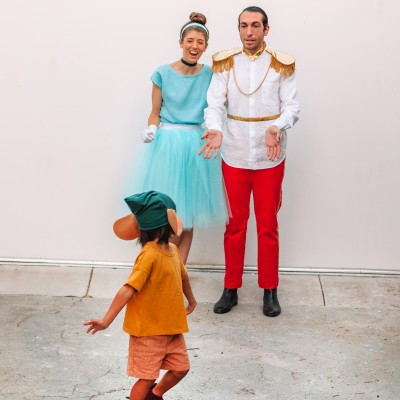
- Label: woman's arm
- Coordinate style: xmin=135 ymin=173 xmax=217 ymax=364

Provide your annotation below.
xmin=148 ymin=83 xmax=162 ymax=126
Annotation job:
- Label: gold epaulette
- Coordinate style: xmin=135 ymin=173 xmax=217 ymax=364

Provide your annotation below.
xmin=266 ymin=48 xmax=296 ymax=77
xmin=211 ymin=48 xmax=242 ymax=72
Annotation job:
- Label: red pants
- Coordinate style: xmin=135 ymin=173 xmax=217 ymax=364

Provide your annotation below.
xmin=222 ymin=160 xmax=285 ymax=289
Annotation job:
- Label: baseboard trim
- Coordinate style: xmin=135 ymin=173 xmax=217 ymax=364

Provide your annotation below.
xmin=1 ymin=257 xmax=399 ymax=277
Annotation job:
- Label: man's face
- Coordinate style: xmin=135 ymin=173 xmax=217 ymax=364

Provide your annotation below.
xmin=239 ymin=11 xmax=269 ymax=53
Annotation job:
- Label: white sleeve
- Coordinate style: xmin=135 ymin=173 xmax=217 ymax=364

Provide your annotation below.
xmin=273 ymin=70 xmax=300 ymax=131
xmin=204 ymin=71 xmax=228 ymax=132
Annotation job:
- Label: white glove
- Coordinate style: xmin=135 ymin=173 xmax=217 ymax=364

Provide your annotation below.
xmin=142 ymin=125 xmax=158 ymax=143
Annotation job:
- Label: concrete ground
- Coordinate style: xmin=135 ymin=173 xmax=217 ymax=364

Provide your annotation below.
xmin=0 ymin=264 xmax=399 ymax=400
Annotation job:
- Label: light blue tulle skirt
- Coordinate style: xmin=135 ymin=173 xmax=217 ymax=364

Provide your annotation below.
xmin=131 ymin=124 xmax=229 ymax=230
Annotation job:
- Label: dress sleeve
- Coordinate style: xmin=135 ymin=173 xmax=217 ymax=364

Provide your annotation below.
xmin=150 ymin=68 xmax=163 ymax=89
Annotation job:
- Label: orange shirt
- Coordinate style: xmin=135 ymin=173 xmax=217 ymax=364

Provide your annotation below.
xmin=123 ymin=241 xmax=189 ymax=337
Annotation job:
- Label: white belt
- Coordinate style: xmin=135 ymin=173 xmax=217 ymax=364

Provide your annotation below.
xmin=160 ymin=123 xmax=204 ymax=130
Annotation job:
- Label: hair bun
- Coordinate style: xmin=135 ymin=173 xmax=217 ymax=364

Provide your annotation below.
xmin=189 ymin=12 xmax=207 ymax=26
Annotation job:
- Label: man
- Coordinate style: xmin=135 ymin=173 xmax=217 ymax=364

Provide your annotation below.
xmin=199 ymin=6 xmax=299 ymax=317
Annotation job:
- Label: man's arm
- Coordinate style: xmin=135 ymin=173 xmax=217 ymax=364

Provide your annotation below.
xmin=199 ymin=72 xmax=228 ymax=159
xmin=204 ymin=72 xmax=228 ymax=131
xmin=271 ymin=71 xmax=300 ymax=131
xmin=265 ymin=70 xmax=300 ymax=160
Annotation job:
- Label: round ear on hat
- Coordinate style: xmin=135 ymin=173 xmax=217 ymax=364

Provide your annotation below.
xmin=113 ymin=214 xmax=140 ymax=240
xmin=167 ymin=209 xmax=183 ymax=237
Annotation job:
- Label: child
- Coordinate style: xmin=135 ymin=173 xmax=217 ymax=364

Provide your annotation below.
xmin=84 ymin=190 xmax=197 ymax=400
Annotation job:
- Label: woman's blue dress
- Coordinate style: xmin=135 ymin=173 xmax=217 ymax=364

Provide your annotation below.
xmin=137 ymin=64 xmax=228 ymax=229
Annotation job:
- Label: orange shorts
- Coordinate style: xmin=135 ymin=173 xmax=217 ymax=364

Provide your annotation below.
xmin=127 ymin=334 xmax=190 ymax=380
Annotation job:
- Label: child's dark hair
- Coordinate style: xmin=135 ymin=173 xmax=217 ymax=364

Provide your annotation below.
xmin=138 ymin=224 xmax=174 ymax=246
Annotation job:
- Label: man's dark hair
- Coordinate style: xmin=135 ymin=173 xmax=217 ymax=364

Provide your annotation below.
xmin=238 ymin=6 xmax=268 ymax=29
xmin=138 ymin=224 xmax=174 ymax=246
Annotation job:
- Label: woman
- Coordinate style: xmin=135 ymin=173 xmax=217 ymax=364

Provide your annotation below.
xmin=139 ymin=12 xmax=228 ymax=264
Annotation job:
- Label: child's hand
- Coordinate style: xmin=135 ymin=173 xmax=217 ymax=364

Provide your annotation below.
xmin=186 ymin=301 xmax=197 ymax=315
xmin=83 ymin=318 xmax=109 ymax=334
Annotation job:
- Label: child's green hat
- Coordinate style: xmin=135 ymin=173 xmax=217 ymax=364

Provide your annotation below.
xmin=113 ymin=191 xmax=182 ymax=240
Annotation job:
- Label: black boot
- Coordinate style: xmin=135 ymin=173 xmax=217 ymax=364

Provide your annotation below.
xmin=263 ymin=288 xmax=281 ymax=317
xmin=213 ymin=288 xmax=238 ymax=314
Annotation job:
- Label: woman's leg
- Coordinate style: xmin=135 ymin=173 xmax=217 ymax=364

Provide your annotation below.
xmin=171 ymin=229 xmax=193 ymax=264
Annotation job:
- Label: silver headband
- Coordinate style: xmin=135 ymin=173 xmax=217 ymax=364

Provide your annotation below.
xmin=180 ymin=22 xmax=209 ymax=40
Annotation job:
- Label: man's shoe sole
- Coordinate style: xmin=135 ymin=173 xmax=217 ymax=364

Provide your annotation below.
xmin=263 ymin=309 xmax=281 ymax=317
xmin=213 ymin=300 xmax=238 ymax=314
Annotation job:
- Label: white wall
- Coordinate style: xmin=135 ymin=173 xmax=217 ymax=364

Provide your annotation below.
xmin=1 ymin=0 xmax=399 ymax=271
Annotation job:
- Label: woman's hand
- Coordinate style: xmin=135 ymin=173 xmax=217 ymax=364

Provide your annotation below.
xmin=142 ymin=125 xmax=158 ymax=143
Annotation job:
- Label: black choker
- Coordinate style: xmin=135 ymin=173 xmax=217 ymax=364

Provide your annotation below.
xmin=181 ymin=58 xmax=197 ymax=67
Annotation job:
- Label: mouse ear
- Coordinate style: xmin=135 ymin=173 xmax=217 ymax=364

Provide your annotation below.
xmin=113 ymin=214 xmax=140 ymax=240
xmin=167 ymin=209 xmax=183 ymax=236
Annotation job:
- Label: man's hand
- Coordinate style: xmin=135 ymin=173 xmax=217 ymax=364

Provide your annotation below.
xmin=266 ymin=125 xmax=281 ymax=161
xmin=198 ymin=130 xmax=222 ymax=159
